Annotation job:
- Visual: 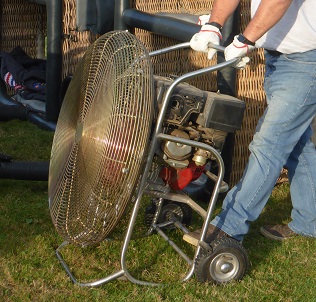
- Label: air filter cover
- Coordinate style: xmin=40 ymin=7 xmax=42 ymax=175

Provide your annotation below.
xmin=49 ymin=31 xmax=154 ymax=246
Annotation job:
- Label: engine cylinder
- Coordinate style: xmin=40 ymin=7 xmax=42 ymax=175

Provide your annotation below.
xmin=162 ymin=129 xmax=192 ymax=160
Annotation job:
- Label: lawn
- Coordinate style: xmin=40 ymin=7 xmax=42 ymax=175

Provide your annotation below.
xmin=0 ymin=119 xmax=315 ymax=302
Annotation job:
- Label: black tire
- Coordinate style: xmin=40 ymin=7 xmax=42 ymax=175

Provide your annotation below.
xmin=195 ymin=237 xmax=249 ymax=284
xmin=144 ymin=201 xmax=157 ymax=228
xmin=144 ymin=200 xmax=192 ymax=228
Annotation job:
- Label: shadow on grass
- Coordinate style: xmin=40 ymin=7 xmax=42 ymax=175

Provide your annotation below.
xmin=242 ymin=183 xmax=292 ymax=274
xmin=0 ymin=179 xmax=55 ymax=257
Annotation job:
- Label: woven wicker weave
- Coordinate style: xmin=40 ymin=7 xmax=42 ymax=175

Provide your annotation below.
xmin=0 ymin=0 xmax=45 ymax=57
xmin=62 ymin=0 xmax=100 ymax=79
xmin=0 ymin=0 xmax=268 ymax=186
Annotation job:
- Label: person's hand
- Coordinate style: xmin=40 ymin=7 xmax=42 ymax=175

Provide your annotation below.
xmin=190 ymin=24 xmax=222 ymax=60
xmin=224 ymin=35 xmax=255 ymax=69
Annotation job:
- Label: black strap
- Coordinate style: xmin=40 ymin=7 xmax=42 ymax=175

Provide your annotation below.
xmin=265 ymin=49 xmax=283 ymax=56
xmin=205 ymin=22 xmax=222 ymax=30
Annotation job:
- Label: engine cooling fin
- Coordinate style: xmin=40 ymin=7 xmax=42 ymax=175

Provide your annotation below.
xmin=48 ymin=30 xmax=154 ymax=246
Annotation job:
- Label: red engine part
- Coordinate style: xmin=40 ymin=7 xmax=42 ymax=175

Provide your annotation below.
xmin=159 ymin=161 xmax=206 ymax=190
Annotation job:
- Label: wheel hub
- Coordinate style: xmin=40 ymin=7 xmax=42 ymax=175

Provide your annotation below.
xmin=220 ymin=262 xmax=233 ymax=274
xmin=209 ymin=253 xmax=239 ymax=282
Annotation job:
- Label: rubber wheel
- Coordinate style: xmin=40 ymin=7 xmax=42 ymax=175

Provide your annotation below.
xmin=195 ymin=237 xmax=249 ymax=284
xmin=144 ymin=200 xmax=192 ymax=228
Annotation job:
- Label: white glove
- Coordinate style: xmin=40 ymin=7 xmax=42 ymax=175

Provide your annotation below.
xmin=190 ymin=24 xmax=222 ymax=60
xmin=197 ymin=14 xmax=211 ymax=26
xmin=224 ymin=35 xmax=255 ymax=69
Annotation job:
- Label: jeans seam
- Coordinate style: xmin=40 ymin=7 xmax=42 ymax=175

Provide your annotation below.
xmin=296 ymin=149 xmax=316 ymax=235
xmin=245 ymin=116 xmax=290 ymax=211
xmin=284 ymin=52 xmax=316 ymax=65
xmin=284 ymin=56 xmax=316 ymax=64
xmin=244 ymin=78 xmax=311 ymax=213
xmin=301 ymin=150 xmax=316 ymax=201
xmin=289 ymin=224 xmax=316 ymax=238
xmin=282 ymin=50 xmax=315 ymax=65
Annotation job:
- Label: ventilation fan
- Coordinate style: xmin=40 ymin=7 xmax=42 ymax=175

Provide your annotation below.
xmin=49 ymin=31 xmax=249 ymax=286
xmin=49 ymin=30 xmax=154 ymax=247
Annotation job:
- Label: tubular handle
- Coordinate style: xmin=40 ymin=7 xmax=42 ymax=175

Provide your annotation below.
xmin=207 ymin=42 xmax=225 ymax=52
xmin=148 ymin=42 xmax=240 ymax=70
xmin=149 ymin=42 xmax=225 ymax=57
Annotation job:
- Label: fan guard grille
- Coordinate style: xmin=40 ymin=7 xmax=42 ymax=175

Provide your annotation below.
xmin=49 ymin=31 xmax=154 ymax=246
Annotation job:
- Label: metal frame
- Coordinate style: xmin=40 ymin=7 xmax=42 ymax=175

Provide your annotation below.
xmin=55 ymin=41 xmax=240 ymax=286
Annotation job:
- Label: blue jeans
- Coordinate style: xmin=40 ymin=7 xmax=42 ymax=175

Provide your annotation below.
xmin=211 ymin=49 xmax=316 ymax=241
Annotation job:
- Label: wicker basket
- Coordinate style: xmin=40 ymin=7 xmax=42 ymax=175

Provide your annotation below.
xmin=0 ymin=0 xmax=268 ymax=186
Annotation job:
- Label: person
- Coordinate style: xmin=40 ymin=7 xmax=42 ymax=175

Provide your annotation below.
xmin=184 ymin=0 xmax=316 ymax=245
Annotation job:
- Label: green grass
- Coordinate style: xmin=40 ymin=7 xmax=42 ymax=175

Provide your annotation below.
xmin=1 ymin=120 xmax=315 ymax=302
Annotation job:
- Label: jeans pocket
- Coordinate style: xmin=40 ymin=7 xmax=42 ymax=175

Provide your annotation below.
xmin=284 ymin=49 xmax=316 ymax=64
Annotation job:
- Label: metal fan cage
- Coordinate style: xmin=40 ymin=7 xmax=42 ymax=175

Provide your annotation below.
xmin=49 ymin=30 xmax=154 ymax=246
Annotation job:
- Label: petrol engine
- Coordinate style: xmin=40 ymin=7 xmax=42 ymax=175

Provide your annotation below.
xmin=153 ymin=75 xmax=245 ymax=191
